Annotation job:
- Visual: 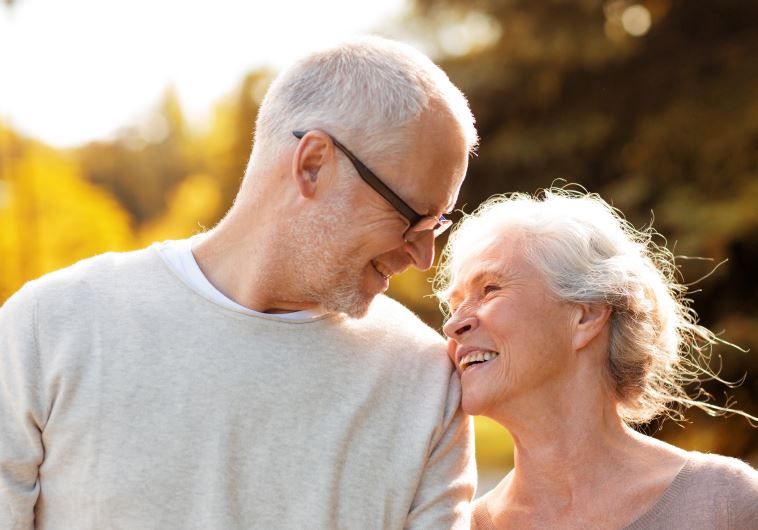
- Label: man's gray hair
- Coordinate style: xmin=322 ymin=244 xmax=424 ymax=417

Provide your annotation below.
xmin=248 ymin=36 xmax=477 ymax=173
xmin=435 ymin=188 xmax=748 ymax=425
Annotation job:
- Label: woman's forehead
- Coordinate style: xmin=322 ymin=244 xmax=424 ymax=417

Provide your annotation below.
xmin=453 ymin=233 xmax=521 ymax=277
xmin=447 ymin=242 xmax=522 ymax=298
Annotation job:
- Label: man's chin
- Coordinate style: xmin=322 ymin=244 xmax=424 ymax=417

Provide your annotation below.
xmin=323 ymin=291 xmax=375 ymax=319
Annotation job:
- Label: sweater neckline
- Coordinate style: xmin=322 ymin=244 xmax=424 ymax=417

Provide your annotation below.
xmin=473 ymin=455 xmax=696 ymax=530
xmin=621 ymin=454 xmax=695 ymax=529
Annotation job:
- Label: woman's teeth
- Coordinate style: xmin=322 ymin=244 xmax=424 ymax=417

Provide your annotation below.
xmin=459 ymin=351 xmax=499 ymax=371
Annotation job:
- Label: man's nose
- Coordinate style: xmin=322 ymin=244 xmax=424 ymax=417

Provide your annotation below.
xmin=442 ymin=313 xmax=477 ymax=339
xmin=404 ymin=231 xmax=435 ymax=271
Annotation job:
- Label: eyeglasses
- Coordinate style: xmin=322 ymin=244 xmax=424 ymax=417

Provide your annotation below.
xmin=293 ymin=130 xmax=452 ymax=243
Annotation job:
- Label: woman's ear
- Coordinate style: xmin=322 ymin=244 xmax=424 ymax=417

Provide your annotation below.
xmin=291 ymin=130 xmax=332 ymax=198
xmin=572 ymin=302 xmax=612 ymax=351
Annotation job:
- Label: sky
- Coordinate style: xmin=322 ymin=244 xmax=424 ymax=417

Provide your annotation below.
xmin=0 ymin=0 xmax=407 ymax=147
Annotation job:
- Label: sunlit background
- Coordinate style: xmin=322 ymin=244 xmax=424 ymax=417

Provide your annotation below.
xmin=2 ymin=0 xmax=757 ymax=494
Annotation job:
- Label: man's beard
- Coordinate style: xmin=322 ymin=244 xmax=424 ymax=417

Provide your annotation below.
xmin=313 ymin=264 xmax=373 ymax=318
xmin=297 ymin=231 xmax=374 ymax=319
xmin=285 ymin=189 xmax=375 ymax=318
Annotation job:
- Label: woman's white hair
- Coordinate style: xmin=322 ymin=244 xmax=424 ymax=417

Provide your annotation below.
xmin=435 ymin=188 xmax=751 ymax=425
xmin=249 ymin=36 xmax=477 ymax=173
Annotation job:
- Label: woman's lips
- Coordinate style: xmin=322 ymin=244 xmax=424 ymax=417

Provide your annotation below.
xmin=458 ymin=349 xmax=500 ymax=371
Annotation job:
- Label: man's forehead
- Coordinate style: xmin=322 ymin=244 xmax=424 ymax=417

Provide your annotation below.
xmin=444 ymin=188 xmax=462 ymax=213
xmin=417 ymin=171 xmax=465 ymax=215
xmin=387 ymin=109 xmax=469 ymax=215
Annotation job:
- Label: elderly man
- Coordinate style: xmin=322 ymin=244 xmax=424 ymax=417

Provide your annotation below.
xmin=0 ymin=37 xmax=478 ymax=528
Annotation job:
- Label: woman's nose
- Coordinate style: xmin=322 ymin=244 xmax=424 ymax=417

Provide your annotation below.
xmin=443 ymin=313 xmax=477 ymax=339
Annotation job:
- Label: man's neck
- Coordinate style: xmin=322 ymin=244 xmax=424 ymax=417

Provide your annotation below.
xmin=191 ymin=211 xmax=319 ymax=314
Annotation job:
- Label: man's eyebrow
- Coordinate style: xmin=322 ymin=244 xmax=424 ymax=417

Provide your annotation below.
xmin=423 ymin=200 xmax=455 ymax=217
xmin=421 ymin=204 xmax=446 ymax=217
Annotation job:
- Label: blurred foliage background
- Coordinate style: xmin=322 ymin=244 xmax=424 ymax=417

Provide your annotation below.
xmin=1 ymin=0 xmax=756 ymax=491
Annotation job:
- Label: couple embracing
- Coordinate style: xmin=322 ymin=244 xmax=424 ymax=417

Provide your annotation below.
xmin=1 ymin=37 xmax=756 ymax=529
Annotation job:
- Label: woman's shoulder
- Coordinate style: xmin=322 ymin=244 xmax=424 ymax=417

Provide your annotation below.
xmin=685 ymin=450 xmax=758 ymax=484
xmin=681 ymin=451 xmax=758 ymax=525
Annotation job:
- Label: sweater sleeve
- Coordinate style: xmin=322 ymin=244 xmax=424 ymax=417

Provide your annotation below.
xmin=0 ymin=284 xmax=46 ymax=529
xmin=404 ymin=371 xmax=476 ymax=530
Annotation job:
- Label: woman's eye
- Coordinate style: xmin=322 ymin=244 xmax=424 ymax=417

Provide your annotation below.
xmin=483 ymin=284 xmax=500 ymax=295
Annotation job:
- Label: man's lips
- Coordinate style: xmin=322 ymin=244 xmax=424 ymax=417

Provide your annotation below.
xmin=371 ymin=261 xmax=397 ymax=280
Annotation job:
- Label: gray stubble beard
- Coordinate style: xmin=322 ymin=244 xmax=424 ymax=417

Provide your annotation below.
xmin=285 ymin=187 xmax=375 ymax=319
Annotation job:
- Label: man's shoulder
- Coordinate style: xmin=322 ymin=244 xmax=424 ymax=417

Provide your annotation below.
xmin=15 ymin=246 xmax=161 ymax=304
xmin=352 ymin=295 xmax=452 ymax=371
xmin=365 ymin=295 xmax=444 ymax=345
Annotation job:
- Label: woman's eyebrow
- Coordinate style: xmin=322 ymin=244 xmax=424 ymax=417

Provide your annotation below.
xmin=446 ymin=284 xmax=466 ymax=309
xmin=448 ymin=268 xmax=507 ymax=300
xmin=470 ymin=267 xmax=508 ymax=286
xmin=446 ymin=262 xmax=512 ymax=303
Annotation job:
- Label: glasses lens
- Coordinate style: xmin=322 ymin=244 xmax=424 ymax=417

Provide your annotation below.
xmin=404 ymin=216 xmax=452 ymax=243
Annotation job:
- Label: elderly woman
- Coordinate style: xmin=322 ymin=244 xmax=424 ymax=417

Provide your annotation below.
xmin=436 ymin=189 xmax=758 ymax=529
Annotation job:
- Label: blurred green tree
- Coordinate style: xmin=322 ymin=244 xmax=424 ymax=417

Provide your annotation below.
xmin=400 ymin=0 xmax=758 ymax=464
xmin=76 ymin=87 xmax=193 ymax=224
xmin=194 ymin=70 xmax=276 ymax=212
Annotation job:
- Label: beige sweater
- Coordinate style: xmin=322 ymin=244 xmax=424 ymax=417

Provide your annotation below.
xmin=0 ymin=247 xmax=475 ymax=529
xmin=472 ymin=451 xmax=758 ymax=529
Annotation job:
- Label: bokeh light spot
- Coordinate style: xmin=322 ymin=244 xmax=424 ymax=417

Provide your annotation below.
xmin=622 ymin=5 xmax=652 ymax=37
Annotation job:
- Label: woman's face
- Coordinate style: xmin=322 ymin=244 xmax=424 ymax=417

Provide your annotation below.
xmin=442 ymin=234 xmax=578 ymax=417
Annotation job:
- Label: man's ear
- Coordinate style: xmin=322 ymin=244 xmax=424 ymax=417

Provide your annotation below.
xmin=572 ymin=302 xmax=612 ymax=351
xmin=291 ymin=130 xmax=332 ymax=198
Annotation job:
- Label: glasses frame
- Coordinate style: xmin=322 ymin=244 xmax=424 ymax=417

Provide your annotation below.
xmin=292 ymin=130 xmax=450 ymax=241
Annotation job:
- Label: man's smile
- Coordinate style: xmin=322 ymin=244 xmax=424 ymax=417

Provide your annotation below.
xmin=371 ymin=260 xmax=394 ymax=280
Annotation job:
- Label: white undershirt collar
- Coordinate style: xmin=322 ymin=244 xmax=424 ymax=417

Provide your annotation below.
xmin=154 ymin=236 xmax=325 ymax=320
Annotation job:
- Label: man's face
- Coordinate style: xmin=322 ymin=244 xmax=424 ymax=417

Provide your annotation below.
xmin=300 ymin=108 xmax=470 ymax=318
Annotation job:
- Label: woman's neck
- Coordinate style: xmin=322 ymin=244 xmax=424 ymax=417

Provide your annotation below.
xmin=483 ymin=360 xmax=686 ymax=526
xmin=506 ymin=395 xmax=631 ymax=497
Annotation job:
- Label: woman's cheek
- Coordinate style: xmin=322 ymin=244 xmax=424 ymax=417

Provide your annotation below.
xmin=446 ymin=338 xmax=458 ymax=365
